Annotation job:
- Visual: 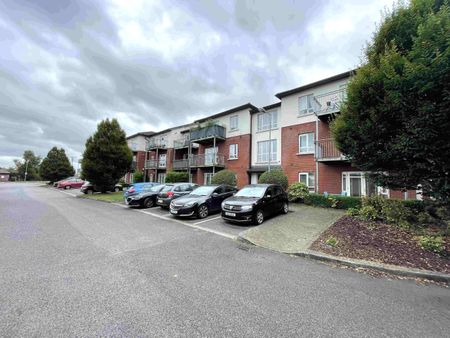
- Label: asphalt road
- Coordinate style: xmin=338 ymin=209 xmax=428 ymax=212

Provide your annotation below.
xmin=0 ymin=183 xmax=448 ymax=337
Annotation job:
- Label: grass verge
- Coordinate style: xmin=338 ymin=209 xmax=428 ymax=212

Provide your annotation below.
xmin=78 ymin=191 xmax=124 ymax=203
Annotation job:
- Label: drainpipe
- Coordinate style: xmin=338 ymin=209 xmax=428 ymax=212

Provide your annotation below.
xmin=314 ymin=113 xmax=319 ymax=193
xmin=213 ymin=136 xmax=216 ymax=176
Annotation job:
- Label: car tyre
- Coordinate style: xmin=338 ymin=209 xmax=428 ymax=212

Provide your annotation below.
xmin=87 ymin=189 xmax=94 ymax=195
xmin=282 ymin=202 xmax=289 ymax=214
xmin=143 ymin=197 xmax=154 ymax=208
xmin=254 ymin=209 xmax=264 ymax=225
xmin=197 ymin=204 xmax=209 ymax=219
xmin=65 ymin=185 xmax=72 ymax=190
xmin=114 ymin=187 xmax=120 ymax=192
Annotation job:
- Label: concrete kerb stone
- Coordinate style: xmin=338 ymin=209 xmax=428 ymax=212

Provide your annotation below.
xmin=237 ymin=235 xmax=450 ymax=284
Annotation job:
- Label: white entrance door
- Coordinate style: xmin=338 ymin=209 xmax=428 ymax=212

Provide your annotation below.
xmin=158 ymin=154 xmax=167 ymax=168
xmin=205 ymin=147 xmax=218 ymax=166
xmin=251 ymin=173 xmax=259 ymax=184
xmin=157 ymin=173 xmax=166 ymax=184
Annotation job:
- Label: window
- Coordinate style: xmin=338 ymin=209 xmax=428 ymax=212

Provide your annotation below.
xmin=342 ymin=172 xmax=376 ymax=197
xmin=230 ymin=115 xmax=239 ymax=131
xmin=299 ymin=133 xmax=314 ymax=153
xmin=257 ymin=140 xmax=277 ymax=163
xmin=299 ymin=173 xmax=315 ymax=192
xmin=204 ymin=173 xmax=214 ymax=185
xmin=299 ymin=94 xmax=314 ymax=115
xmin=229 ymin=144 xmax=238 ymax=159
xmin=257 ymin=111 xmax=278 ymax=131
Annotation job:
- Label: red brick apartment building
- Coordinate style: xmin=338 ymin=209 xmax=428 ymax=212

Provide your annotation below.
xmin=125 ymin=72 xmax=418 ymax=199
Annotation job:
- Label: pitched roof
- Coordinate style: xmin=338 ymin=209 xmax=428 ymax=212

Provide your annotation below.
xmin=126 ymin=131 xmax=155 ymax=139
xmin=195 ymin=103 xmax=258 ymax=123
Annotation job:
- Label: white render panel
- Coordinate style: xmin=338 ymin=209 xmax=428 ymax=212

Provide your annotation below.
xmin=279 ymin=78 xmax=349 ymax=128
xmin=251 ymin=108 xmax=281 ymax=167
xmin=208 ymin=108 xmax=251 ymax=137
xmin=127 ymin=135 xmax=147 ymax=152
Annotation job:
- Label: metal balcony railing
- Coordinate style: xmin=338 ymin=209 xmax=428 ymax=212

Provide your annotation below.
xmin=315 ymin=139 xmax=347 ymax=161
xmin=173 ymin=159 xmax=189 ymax=169
xmin=145 ymin=159 xmax=167 ymax=169
xmin=131 ymin=161 xmax=137 ymax=170
xmin=146 ymin=139 xmax=167 ymax=150
xmin=313 ymin=88 xmax=346 ymax=116
xmin=190 ymin=153 xmax=225 ymax=167
xmin=190 ymin=125 xmax=226 ymax=142
xmin=173 ymin=138 xmax=190 ymax=149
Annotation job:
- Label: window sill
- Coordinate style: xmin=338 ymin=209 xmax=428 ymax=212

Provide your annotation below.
xmin=297 ymin=112 xmax=315 ymax=118
xmin=229 ymin=129 xmax=239 ymax=132
xmin=296 ymin=152 xmax=315 ymax=156
xmin=256 ymin=128 xmax=278 ymax=134
xmin=228 ymin=158 xmax=239 ymax=161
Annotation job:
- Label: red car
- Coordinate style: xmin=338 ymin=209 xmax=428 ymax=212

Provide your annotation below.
xmin=57 ymin=178 xmax=85 ymax=189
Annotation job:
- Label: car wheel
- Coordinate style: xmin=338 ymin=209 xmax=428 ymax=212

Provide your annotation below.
xmin=114 ymin=187 xmax=120 ymax=192
xmin=143 ymin=197 xmax=154 ymax=208
xmin=87 ymin=189 xmax=94 ymax=195
xmin=197 ymin=204 xmax=209 ymax=219
xmin=254 ymin=209 xmax=264 ymax=225
xmin=282 ymin=202 xmax=289 ymax=214
xmin=65 ymin=185 xmax=71 ymax=190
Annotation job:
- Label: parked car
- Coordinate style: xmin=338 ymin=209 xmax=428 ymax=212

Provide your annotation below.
xmin=124 ymin=182 xmax=160 ymax=198
xmin=156 ymin=183 xmax=199 ymax=209
xmin=57 ymin=178 xmax=85 ymax=189
xmin=53 ymin=176 xmax=76 ymax=187
xmin=80 ymin=181 xmax=123 ymax=194
xmin=221 ymin=184 xmax=289 ymax=225
xmin=125 ymin=184 xmax=165 ymax=208
xmin=170 ymin=184 xmax=237 ymax=218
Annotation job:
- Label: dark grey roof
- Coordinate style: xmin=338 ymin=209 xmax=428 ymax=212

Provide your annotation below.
xmin=126 ymin=131 xmax=155 ymax=139
xmin=0 ymin=168 xmax=10 ymax=174
xmin=195 ymin=103 xmax=258 ymax=123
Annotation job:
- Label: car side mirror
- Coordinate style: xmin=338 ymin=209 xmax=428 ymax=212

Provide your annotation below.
xmin=266 ymin=195 xmax=271 ymax=198
xmin=212 ymin=192 xmax=219 ymax=196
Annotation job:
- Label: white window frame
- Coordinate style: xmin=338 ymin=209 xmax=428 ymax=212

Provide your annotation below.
xmin=298 ymin=172 xmax=315 ymax=192
xmin=257 ymin=110 xmax=278 ymax=131
xmin=229 ymin=144 xmax=238 ymax=160
xmin=204 ymin=173 xmax=214 ymax=185
xmin=229 ymin=115 xmax=239 ymax=131
xmin=157 ymin=173 xmax=166 ymax=184
xmin=257 ymin=139 xmax=277 ymax=163
xmin=299 ymin=94 xmax=314 ymax=115
xmin=298 ymin=133 xmax=315 ymax=154
xmin=158 ymin=154 xmax=167 ymax=168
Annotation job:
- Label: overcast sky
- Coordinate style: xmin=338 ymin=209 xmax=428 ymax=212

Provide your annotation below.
xmin=0 ymin=0 xmax=395 ymax=168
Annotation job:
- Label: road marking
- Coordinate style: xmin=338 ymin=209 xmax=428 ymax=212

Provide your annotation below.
xmin=193 ymin=216 xmax=222 ymax=225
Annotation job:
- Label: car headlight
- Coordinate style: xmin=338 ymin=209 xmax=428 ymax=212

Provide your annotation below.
xmin=221 ymin=201 xmax=226 ymax=209
xmin=241 ymin=205 xmax=253 ymax=211
xmin=184 ymin=202 xmax=196 ymax=207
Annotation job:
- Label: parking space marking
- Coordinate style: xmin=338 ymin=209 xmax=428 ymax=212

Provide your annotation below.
xmin=193 ymin=216 xmax=222 ymax=225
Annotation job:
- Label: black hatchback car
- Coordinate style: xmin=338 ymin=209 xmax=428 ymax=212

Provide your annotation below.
xmin=170 ymin=185 xmax=237 ymax=218
xmin=156 ymin=183 xmax=199 ymax=209
xmin=125 ymin=184 xmax=165 ymax=208
xmin=221 ymin=184 xmax=288 ymax=225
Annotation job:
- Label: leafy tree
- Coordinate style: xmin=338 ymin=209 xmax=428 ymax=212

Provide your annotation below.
xmin=39 ymin=147 xmax=75 ymax=183
xmin=332 ymin=0 xmax=450 ymax=202
xmin=14 ymin=150 xmax=41 ymax=181
xmin=165 ymin=171 xmax=188 ymax=183
xmin=258 ymin=169 xmax=288 ymax=190
xmin=211 ymin=169 xmax=237 ymax=186
xmin=81 ymin=119 xmax=132 ymax=192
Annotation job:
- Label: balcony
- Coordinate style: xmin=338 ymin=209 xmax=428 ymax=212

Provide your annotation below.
xmin=173 ymin=159 xmax=189 ymax=170
xmin=315 ymin=139 xmax=347 ymax=162
xmin=313 ymin=88 xmax=346 ymax=119
xmin=173 ymin=138 xmax=190 ymax=149
xmin=190 ymin=153 xmax=225 ymax=167
xmin=146 ymin=139 xmax=167 ymax=150
xmin=190 ymin=125 xmax=226 ymax=143
xmin=145 ymin=159 xmax=167 ymax=169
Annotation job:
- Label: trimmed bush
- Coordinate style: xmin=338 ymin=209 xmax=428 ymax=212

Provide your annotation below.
xmin=211 ymin=169 xmax=236 ymax=186
xmin=361 ymin=196 xmax=413 ymax=228
xmin=303 ymin=194 xmax=362 ymax=209
xmin=258 ymin=169 xmax=288 ymax=190
xmin=133 ymin=170 xmax=144 ymax=183
xmin=165 ymin=171 xmax=188 ymax=183
xmin=287 ymin=182 xmax=309 ymax=202
xmin=417 ymin=235 xmax=445 ymax=254
xmin=359 ymin=205 xmax=378 ymax=221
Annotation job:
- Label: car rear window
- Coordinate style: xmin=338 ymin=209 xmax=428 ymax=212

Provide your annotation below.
xmin=161 ymin=185 xmax=173 ymax=192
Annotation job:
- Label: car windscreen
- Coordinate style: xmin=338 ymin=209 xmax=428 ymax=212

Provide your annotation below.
xmin=161 ymin=185 xmax=174 ymax=192
xmin=147 ymin=184 xmax=164 ymax=192
xmin=190 ymin=186 xmax=215 ymax=196
xmin=235 ymin=186 xmax=266 ymax=198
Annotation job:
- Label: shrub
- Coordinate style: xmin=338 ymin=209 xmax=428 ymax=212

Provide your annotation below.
xmin=325 ymin=236 xmax=339 ymax=247
xmin=165 ymin=171 xmax=189 ymax=183
xmin=347 ymin=207 xmax=360 ymax=216
xmin=133 ymin=170 xmax=144 ymax=183
xmin=361 ymin=196 xmax=413 ymax=228
xmin=303 ymin=194 xmax=361 ymax=210
xmin=211 ymin=169 xmax=236 ymax=186
xmin=417 ymin=236 xmax=445 ymax=254
xmin=287 ymin=182 xmax=309 ymax=202
xmin=258 ymin=169 xmax=288 ymax=190
xmin=359 ymin=205 xmax=379 ymax=221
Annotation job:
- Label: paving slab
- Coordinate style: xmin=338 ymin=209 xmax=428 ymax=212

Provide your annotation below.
xmin=239 ymin=204 xmax=345 ymax=253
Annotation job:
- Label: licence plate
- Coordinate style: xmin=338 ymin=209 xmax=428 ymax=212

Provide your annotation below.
xmin=158 ymin=199 xmax=163 ymax=204
xmin=225 ymin=212 xmax=236 ymax=217
xmin=170 ymin=209 xmax=178 ymax=214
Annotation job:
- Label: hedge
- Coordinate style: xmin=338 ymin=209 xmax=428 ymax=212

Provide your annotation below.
xmin=303 ymin=193 xmax=362 ymax=209
xmin=211 ymin=169 xmax=236 ymax=186
xmin=258 ymin=169 xmax=289 ymax=190
xmin=165 ymin=171 xmax=189 ymax=183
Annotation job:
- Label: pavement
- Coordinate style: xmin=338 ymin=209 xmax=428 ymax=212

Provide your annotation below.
xmin=1 ymin=182 xmax=449 ymax=337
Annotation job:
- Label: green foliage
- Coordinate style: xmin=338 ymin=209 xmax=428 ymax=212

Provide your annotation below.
xmin=359 ymin=205 xmax=379 ymax=222
xmin=133 ymin=170 xmax=144 ymax=183
xmin=165 ymin=171 xmax=188 ymax=183
xmin=211 ymin=169 xmax=236 ymax=186
xmin=325 ymin=236 xmax=339 ymax=247
xmin=258 ymin=169 xmax=288 ymax=190
xmin=39 ymin=147 xmax=75 ymax=183
xmin=81 ymin=119 xmax=132 ymax=193
xmin=417 ymin=235 xmax=445 ymax=254
xmin=304 ymin=194 xmax=362 ymax=209
xmin=347 ymin=207 xmax=360 ymax=216
xmin=14 ymin=150 xmax=41 ymax=181
xmin=287 ymin=182 xmax=309 ymax=202
xmin=361 ymin=196 xmax=413 ymax=228
xmin=332 ymin=0 xmax=450 ymax=203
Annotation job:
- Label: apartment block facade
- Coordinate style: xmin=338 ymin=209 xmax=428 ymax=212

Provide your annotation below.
xmin=125 ymin=71 xmax=418 ymax=199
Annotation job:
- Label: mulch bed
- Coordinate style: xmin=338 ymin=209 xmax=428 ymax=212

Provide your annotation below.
xmin=310 ymin=216 xmax=450 ymax=274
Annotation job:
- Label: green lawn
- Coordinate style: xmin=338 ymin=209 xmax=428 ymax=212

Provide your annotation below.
xmin=78 ymin=191 xmax=125 ymax=203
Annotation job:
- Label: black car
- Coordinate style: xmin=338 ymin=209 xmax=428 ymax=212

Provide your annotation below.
xmin=125 ymin=184 xmax=165 ymax=208
xmin=80 ymin=181 xmax=123 ymax=194
xmin=170 ymin=185 xmax=237 ymax=218
xmin=221 ymin=184 xmax=289 ymax=225
xmin=156 ymin=183 xmax=199 ymax=209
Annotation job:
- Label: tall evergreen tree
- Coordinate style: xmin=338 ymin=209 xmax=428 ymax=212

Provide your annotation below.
xmin=332 ymin=0 xmax=450 ymax=202
xmin=14 ymin=150 xmax=41 ymax=181
xmin=81 ymin=118 xmax=132 ymax=192
xmin=40 ymin=147 xmax=75 ymax=183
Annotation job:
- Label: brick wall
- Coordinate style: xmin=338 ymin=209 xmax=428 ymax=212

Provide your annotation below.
xmin=224 ymin=134 xmax=251 ymax=187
